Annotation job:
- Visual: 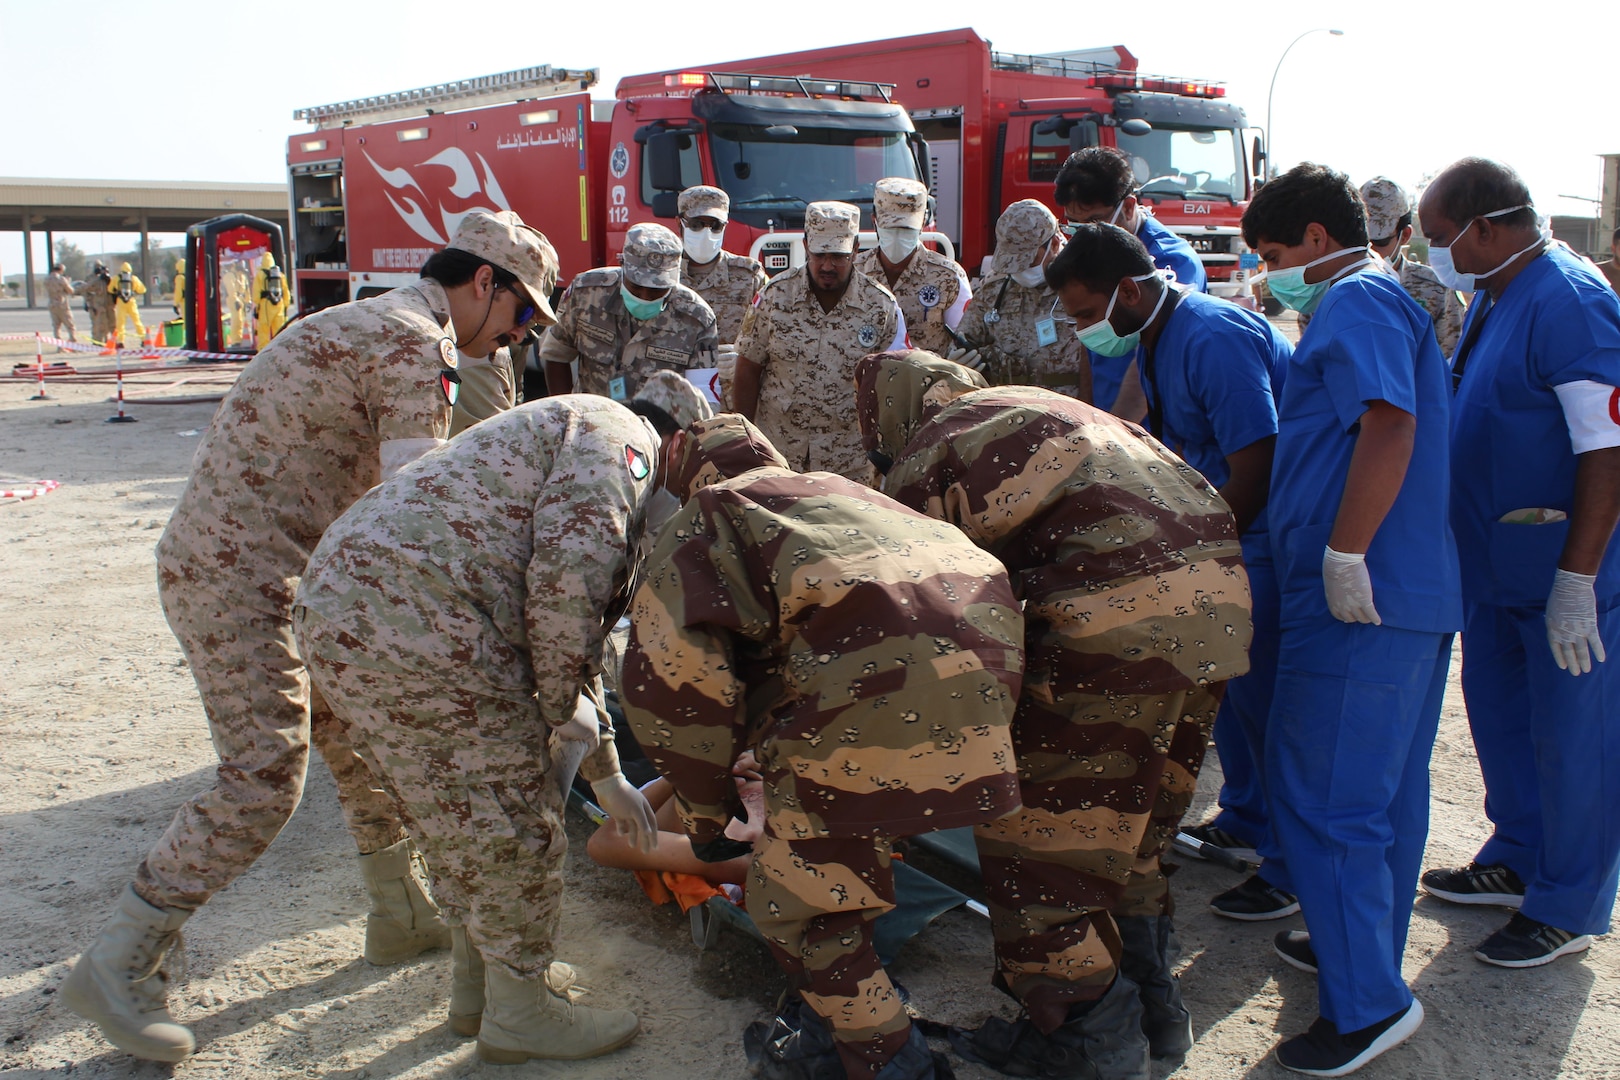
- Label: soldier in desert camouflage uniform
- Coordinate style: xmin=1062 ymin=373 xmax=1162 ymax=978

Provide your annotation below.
xmin=621 ymin=414 xmax=1025 ymax=1080
xmin=1361 ymin=176 xmax=1467 ymax=357
xmin=85 ymin=262 xmax=116 ymax=343
xmin=60 ymin=210 xmax=557 ymax=1065
xmin=732 ymin=201 xmax=905 ymax=477
xmin=856 ymin=351 xmax=1252 ymax=1080
xmin=295 ymin=394 xmax=673 ymax=1065
xmin=954 ymin=200 xmax=1090 ymax=399
xmin=678 ymin=185 xmax=768 ymax=343
xmin=45 ymin=264 xmax=78 ymax=347
xmin=541 ymin=222 xmax=719 ymax=403
xmin=854 ymin=176 xmax=971 ymax=356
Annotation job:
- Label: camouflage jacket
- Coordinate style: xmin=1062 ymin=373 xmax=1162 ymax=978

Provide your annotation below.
xmin=538 ymin=267 xmax=719 ymax=402
xmin=736 ymin=265 xmax=903 ymax=477
xmin=156 ymin=280 xmax=458 ymax=608
xmin=295 ymin=396 xmax=659 ymax=784
xmin=681 ymin=251 xmax=767 ymax=343
xmin=84 ymin=277 xmax=113 ymax=315
xmin=959 ymin=271 xmax=1090 ymax=398
xmin=858 ymin=353 xmax=1251 ymax=700
xmin=855 ymin=246 xmax=970 ymax=356
xmin=621 ymin=415 xmax=1024 ymax=843
xmin=45 ymin=273 xmax=75 ymax=307
xmin=1394 ymin=253 xmax=1467 ymax=359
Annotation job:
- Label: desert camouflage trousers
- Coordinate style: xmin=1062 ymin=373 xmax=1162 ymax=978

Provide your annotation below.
xmin=134 ymin=578 xmax=408 ymax=912
xmin=49 ymin=304 xmax=76 ymax=340
xmin=972 ymin=683 xmax=1222 ymax=1033
xmin=748 ymin=831 xmax=911 ymax=1078
xmin=90 ymin=305 xmax=115 ymax=344
xmin=295 ymin=609 xmax=569 ymax=979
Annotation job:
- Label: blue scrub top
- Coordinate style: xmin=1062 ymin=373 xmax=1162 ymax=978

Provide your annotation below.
xmin=1451 ymin=246 xmax=1620 ymax=608
xmin=1270 ymin=268 xmax=1462 ymax=633
xmin=1090 ymin=213 xmax=1211 ymax=413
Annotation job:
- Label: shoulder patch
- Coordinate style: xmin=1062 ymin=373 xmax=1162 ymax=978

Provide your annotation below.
xmin=626 ymin=444 xmax=651 ymax=480
xmin=918 ymin=284 xmax=941 ymax=308
xmin=439 ymin=338 xmax=458 ymax=369
xmin=858 ymin=325 xmax=878 ymax=348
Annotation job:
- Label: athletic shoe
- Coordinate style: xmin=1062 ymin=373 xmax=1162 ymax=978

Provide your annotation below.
xmin=1419 ymin=862 xmax=1524 ymax=907
xmin=1474 ymin=913 xmax=1592 ymax=968
xmin=1275 ymin=998 xmax=1423 ymax=1077
xmin=1210 ymin=874 xmax=1300 ymax=921
xmin=1273 ymin=930 xmax=1318 ymax=975
xmin=1172 ymin=824 xmax=1258 ymax=864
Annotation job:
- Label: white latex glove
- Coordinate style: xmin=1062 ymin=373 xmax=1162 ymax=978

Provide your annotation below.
xmin=945 ymin=345 xmax=985 ymax=371
xmin=554 ymin=694 xmax=603 ymax=751
xmin=1322 ymin=547 xmax=1381 ymax=625
xmin=591 ymin=774 xmax=659 ymax=853
xmin=1546 ymin=568 xmax=1607 ymax=675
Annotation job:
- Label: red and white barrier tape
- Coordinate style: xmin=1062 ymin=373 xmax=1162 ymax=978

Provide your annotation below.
xmin=0 ymin=334 xmax=248 ymax=362
xmin=0 ymin=479 xmax=59 ymax=501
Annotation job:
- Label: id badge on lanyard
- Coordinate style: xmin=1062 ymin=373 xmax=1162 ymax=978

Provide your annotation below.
xmin=1034 ymin=297 xmax=1061 ymax=347
xmin=609 ymin=375 xmax=628 ymax=402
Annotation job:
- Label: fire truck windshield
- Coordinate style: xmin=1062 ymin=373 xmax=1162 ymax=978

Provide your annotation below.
xmin=707 ymin=123 xmax=920 ymax=210
xmin=1117 ymin=124 xmax=1243 ymax=202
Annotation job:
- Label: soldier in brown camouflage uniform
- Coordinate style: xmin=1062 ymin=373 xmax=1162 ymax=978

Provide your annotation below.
xmin=856 ymin=351 xmax=1253 ymax=1080
xmin=733 ymin=201 xmax=906 ymax=477
xmin=85 ymin=262 xmax=116 ymax=344
xmin=541 ymin=222 xmax=720 ymax=404
xmin=60 ymin=210 xmax=558 ymax=1065
xmin=621 ymin=413 xmax=1025 ymax=1080
xmin=854 ymin=177 xmax=971 ymax=357
xmin=1360 ymin=177 xmax=1467 ymax=357
xmin=45 ymin=264 xmax=78 ymax=347
xmin=954 ymin=200 xmax=1091 ymax=399
xmin=678 ymin=185 xmax=768 ymax=342
xmin=296 ymin=394 xmax=673 ymax=1064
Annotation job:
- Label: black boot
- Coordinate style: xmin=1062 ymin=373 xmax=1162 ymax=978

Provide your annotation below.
xmin=947 ymin=974 xmax=1151 ymax=1079
xmin=744 ymin=997 xmax=843 ymax=1080
xmin=1114 ymin=915 xmax=1194 ymax=1058
xmin=874 ymin=1025 xmax=955 ymax=1080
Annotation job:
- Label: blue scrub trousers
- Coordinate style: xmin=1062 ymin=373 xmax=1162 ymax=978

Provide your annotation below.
xmin=1210 ymin=556 xmax=1291 ymax=891
xmin=1268 ymin=617 xmax=1452 ymax=1032
xmin=1463 ymin=600 xmax=1620 ymax=937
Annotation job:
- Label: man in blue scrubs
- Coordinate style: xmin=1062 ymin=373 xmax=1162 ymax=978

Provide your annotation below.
xmin=1049 ymin=224 xmax=1298 ymax=932
xmin=1417 ymin=157 xmax=1620 ymax=969
xmin=1243 ymin=164 xmax=1461 ymax=1076
xmin=1055 ymin=147 xmax=1207 ymax=417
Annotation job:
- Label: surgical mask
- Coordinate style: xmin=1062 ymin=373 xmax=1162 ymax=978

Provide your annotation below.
xmin=1262 ymin=249 xmax=1371 ymax=316
xmin=1075 ymin=273 xmax=1165 ymax=357
xmin=877 ymin=226 xmax=920 ymax=262
xmin=620 ymin=284 xmax=667 ymax=321
xmin=1012 ymin=264 xmax=1048 ymax=288
xmin=683 ymin=226 xmax=724 ymax=264
xmin=1428 ymin=205 xmax=1542 ymax=293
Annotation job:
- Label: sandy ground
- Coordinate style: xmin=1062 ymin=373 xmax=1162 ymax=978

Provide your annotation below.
xmin=0 ymin=338 xmax=1616 ymax=1080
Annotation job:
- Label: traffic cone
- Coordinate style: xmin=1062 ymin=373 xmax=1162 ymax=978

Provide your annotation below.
xmin=141 ymin=325 xmax=162 ymax=359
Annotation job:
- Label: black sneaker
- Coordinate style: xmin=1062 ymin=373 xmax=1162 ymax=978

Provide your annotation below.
xmin=1275 ymin=999 xmax=1423 ymax=1077
xmin=1273 ymin=930 xmax=1318 ymax=974
xmin=1419 ymin=862 xmax=1524 ymax=907
xmin=1474 ymin=913 xmax=1592 ymax=968
xmin=1172 ymin=823 xmax=1259 ymax=863
xmin=1210 ymin=874 xmax=1300 ymax=921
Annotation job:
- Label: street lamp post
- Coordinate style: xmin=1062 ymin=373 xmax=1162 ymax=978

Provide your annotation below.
xmin=1265 ymin=28 xmax=1344 ymax=179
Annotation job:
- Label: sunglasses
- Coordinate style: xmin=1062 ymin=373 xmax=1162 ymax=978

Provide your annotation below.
xmin=439 ymin=367 xmax=461 ymax=406
xmin=503 ymin=284 xmax=538 ymax=328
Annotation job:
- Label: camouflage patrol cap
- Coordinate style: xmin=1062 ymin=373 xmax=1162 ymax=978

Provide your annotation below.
xmin=677 ymin=186 xmax=730 ymax=224
xmin=991 ymin=199 xmax=1060 ymax=275
xmin=804 ymin=201 xmax=862 ymax=254
xmin=1360 ymin=177 xmax=1412 ymax=241
xmin=622 ymin=223 xmax=684 ymax=289
xmin=873 ymin=177 xmax=929 ymax=230
xmin=632 ymin=369 xmax=714 ymax=432
xmin=448 ymin=209 xmax=560 ymax=326
xmin=672 ymin=413 xmax=791 ymax=501
xmin=854 ymin=350 xmax=987 ymax=469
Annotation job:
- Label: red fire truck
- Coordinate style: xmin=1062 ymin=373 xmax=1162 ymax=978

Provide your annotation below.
xmin=716 ymin=28 xmax=1262 ymax=295
xmin=286 ymin=64 xmax=927 ymax=311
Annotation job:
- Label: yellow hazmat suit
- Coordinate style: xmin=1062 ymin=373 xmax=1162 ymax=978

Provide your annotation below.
xmin=173 ymin=258 xmax=186 ymax=315
xmin=252 ymin=253 xmax=291 ymax=348
xmin=109 ymin=262 xmax=147 ymax=347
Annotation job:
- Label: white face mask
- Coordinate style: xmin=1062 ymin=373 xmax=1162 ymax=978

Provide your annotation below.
xmin=877 ymin=226 xmax=920 ymax=262
xmin=683 ymin=226 xmax=724 ymax=264
xmin=1012 ymin=263 xmax=1048 ymax=288
xmin=1428 ymin=204 xmax=1543 ymax=293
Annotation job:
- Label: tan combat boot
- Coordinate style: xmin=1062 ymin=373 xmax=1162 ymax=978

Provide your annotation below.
xmin=357 ymin=839 xmax=451 ymax=965
xmin=476 ymin=960 xmax=639 ymax=1063
xmin=449 ymin=925 xmax=583 ymax=1038
xmin=59 ymin=885 xmax=195 ymax=1063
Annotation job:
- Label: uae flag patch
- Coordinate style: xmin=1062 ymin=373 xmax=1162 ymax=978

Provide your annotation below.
xmin=626 ymin=445 xmax=651 ymax=480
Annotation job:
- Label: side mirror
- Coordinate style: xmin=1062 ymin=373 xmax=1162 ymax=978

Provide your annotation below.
xmin=650 ymin=191 xmax=680 ymax=219
xmin=1033 ymin=114 xmax=1069 ymax=137
xmin=1067 ymin=120 xmax=1100 ymax=151
xmin=645 ymin=130 xmax=685 ymax=192
xmin=910 ymin=132 xmax=932 ymax=190
xmin=1251 ymin=137 xmax=1267 ymax=181
xmin=1119 ymin=118 xmax=1152 ymax=137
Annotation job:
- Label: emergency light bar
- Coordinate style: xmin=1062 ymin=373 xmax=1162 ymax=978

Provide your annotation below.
xmin=1089 ymin=73 xmax=1225 ymax=98
xmin=663 ymin=71 xmax=895 ymax=103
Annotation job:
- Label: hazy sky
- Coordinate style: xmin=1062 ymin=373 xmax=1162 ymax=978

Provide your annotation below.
xmin=2 ymin=0 xmax=1614 ymax=276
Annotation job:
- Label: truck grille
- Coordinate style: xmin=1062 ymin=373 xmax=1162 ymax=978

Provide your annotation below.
xmin=1184 ymin=234 xmax=1234 ymax=254
xmin=760 ymin=243 xmax=792 ymax=274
